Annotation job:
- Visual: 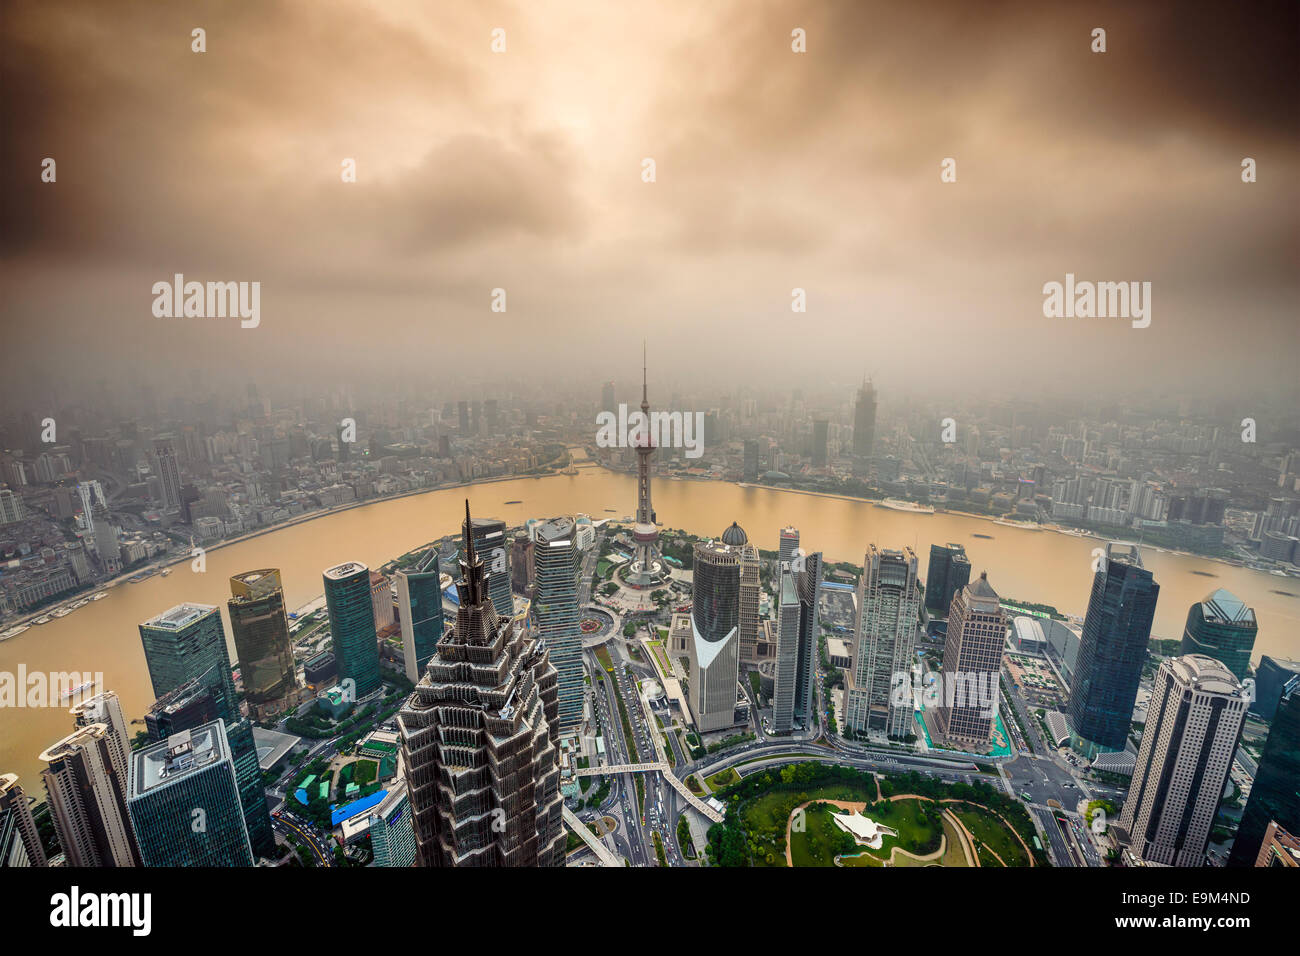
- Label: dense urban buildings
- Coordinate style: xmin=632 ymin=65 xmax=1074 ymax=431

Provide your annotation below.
xmin=128 ymin=723 xmax=254 ymax=867
xmin=933 ymin=572 xmax=1007 ymax=749
xmin=533 ymin=516 xmax=584 ymax=730
xmin=1180 ymin=588 xmax=1257 ymax=681
xmin=396 ymin=550 xmax=445 ymax=683
xmin=773 ymin=550 xmax=822 ymax=733
xmin=846 ymin=546 xmax=921 ymax=739
xmin=1117 ymin=655 xmax=1248 ymax=866
xmin=228 ymin=569 xmax=299 ymax=718
xmin=1229 ymin=677 xmax=1300 ymax=867
xmin=397 ymin=503 xmax=564 ymax=867
xmin=323 ymin=561 xmax=382 ymax=699
xmin=1067 ymin=544 xmax=1160 ymax=755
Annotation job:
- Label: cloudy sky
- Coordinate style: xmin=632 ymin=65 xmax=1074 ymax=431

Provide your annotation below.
xmin=1 ymin=0 xmax=1296 ymax=407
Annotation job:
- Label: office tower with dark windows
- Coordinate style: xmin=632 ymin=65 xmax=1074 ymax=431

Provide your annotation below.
xmin=39 ymin=724 xmax=139 ymax=867
xmin=128 ymin=723 xmax=254 ymax=867
xmin=323 ymin=562 xmax=382 ymax=699
xmin=533 ymin=516 xmax=584 ymax=730
xmin=1179 ymin=589 xmax=1257 ymax=682
xmin=396 ymin=550 xmax=445 ymax=683
xmin=1253 ymin=656 xmax=1300 ymax=720
xmin=690 ymin=528 xmax=746 ymax=733
xmin=228 ymin=569 xmax=298 ymax=717
xmin=398 ymin=502 xmax=564 ymax=867
xmin=852 ymin=378 xmax=876 ymax=474
xmin=738 ymin=535 xmax=761 ymax=666
xmin=600 ymin=380 xmax=616 ymax=412
xmin=467 ymin=515 xmax=513 ymax=621
xmin=779 ymin=526 xmax=800 ymax=565
xmin=812 ymin=419 xmax=829 ymax=467
xmin=457 ymin=400 xmax=470 ymax=434
xmin=1229 ymin=676 xmax=1300 ymax=866
xmin=151 ymin=434 xmax=183 ymax=513
xmin=1118 ymin=656 xmax=1248 ymax=866
xmin=511 ymin=529 xmax=535 ymax=597
xmin=925 ymin=543 xmax=971 ymax=614
xmin=69 ymin=690 xmax=130 ymax=789
xmin=774 ymin=550 xmax=822 ymax=733
xmin=846 ymin=546 xmax=921 ymax=739
xmin=0 ymin=774 xmax=47 ymax=867
xmin=1067 ymin=543 xmax=1160 ymax=755
xmin=138 ymin=603 xmax=275 ymax=858
xmin=145 ymin=676 xmax=219 ymax=741
xmin=933 ymin=572 xmax=1007 ymax=749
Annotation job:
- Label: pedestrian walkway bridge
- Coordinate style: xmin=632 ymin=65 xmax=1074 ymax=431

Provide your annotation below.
xmin=561 ymin=805 xmax=622 ymax=867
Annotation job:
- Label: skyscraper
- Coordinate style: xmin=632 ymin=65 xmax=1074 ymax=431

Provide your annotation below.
xmin=1180 ymin=588 xmax=1257 ymax=682
xmin=467 ymin=515 xmax=513 ymax=621
xmin=152 ymin=434 xmax=183 ymax=513
xmin=228 ymin=569 xmax=298 ymax=717
xmin=39 ymin=724 xmax=139 ymax=867
xmin=128 ymin=723 xmax=254 ymax=867
xmin=398 ymin=501 xmax=564 ymax=867
xmin=773 ymin=551 xmax=822 ymax=733
xmin=1118 ymin=655 xmax=1248 ymax=866
xmin=0 ymin=774 xmax=48 ymax=867
xmin=1067 ymin=543 xmax=1160 ymax=755
xmin=138 ymin=604 xmax=275 ymax=858
xmin=852 ymin=378 xmax=876 ymax=471
xmin=742 ymin=439 xmax=759 ymax=482
xmin=396 ymin=550 xmax=444 ymax=683
xmin=1228 ymin=676 xmax=1300 ymax=866
xmin=812 ymin=419 xmax=829 ymax=467
xmin=925 ymin=543 xmax=971 ymax=614
xmin=600 ymin=380 xmax=616 ymax=412
xmin=933 ymin=572 xmax=1007 ymax=749
xmin=738 ymin=537 xmax=761 ymax=665
xmin=779 ymin=526 xmax=800 ymax=565
xmin=846 ymin=546 xmax=921 ymax=739
xmin=689 ymin=529 xmax=744 ymax=733
xmin=369 ymin=782 xmax=417 ymax=868
xmin=323 ymin=562 xmax=382 ymax=699
xmin=1253 ymin=655 xmax=1300 ymax=720
xmin=534 ymin=516 xmax=583 ymax=730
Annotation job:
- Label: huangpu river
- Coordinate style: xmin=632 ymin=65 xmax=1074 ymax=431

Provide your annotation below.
xmin=3 ymin=462 xmax=1297 ymax=788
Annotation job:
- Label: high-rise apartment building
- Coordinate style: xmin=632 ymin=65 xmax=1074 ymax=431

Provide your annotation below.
xmin=152 ymin=434 xmax=183 ymax=513
xmin=773 ymin=551 xmax=822 ymax=733
xmin=0 ymin=774 xmax=48 ymax=867
xmin=533 ymin=516 xmax=584 ymax=731
xmin=689 ymin=528 xmax=745 ymax=733
xmin=39 ymin=724 xmax=139 ymax=867
xmin=128 ymin=722 xmax=254 ymax=867
xmin=1180 ymin=588 xmax=1257 ymax=682
xmin=323 ymin=562 xmax=382 ymax=699
xmin=396 ymin=550 xmax=444 ymax=683
xmin=69 ymin=690 xmax=130 ymax=789
xmin=468 ymin=515 xmax=514 ymax=622
xmin=845 ymin=546 xmax=921 ymax=739
xmin=398 ymin=502 xmax=564 ymax=867
xmin=1067 ymin=543 xmax=1160 ymax=755
xmin=228 ymin=569 xmax=298 ymax=716
xmin=925 ymin=543 xmax=971 ymax=614
xmin=779 ymin=526 xmax=800 ymax=565
xmin=1118 ymin=655 xmax=1248 ymax=866
xmin=1229 ymin=676 xmax=1300 ymax=866
xmin=933 ymin=573 xmax=1007 ymax=749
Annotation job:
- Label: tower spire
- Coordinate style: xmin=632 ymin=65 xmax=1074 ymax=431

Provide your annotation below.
xmin=641 ymin=340 xmax=648 ymax=412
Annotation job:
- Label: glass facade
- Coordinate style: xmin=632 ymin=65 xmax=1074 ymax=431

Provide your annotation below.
xmin=397 ymin=550 xmax=444 ymax=682
xmin=1180 ymin=588 xmax=1257 ymax=681
xmin=534 ymin=517 xmax=583 ymax=730
xmin=323 ymin=562 xmax=381 ymax=698
xmin=228 ymin=569 xmax=297 ymax=706
xmin=1228 ymin=680 xmax=1300 ymax=866
xmin=1067 ymin=545 xmax=1160 ymax=753
xmin=469 ymin=516 xmax=514 ymax=621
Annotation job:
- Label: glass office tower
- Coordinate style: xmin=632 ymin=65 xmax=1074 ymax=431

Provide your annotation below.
xmin=533 ymin=516 xmax=583 ymax=730
xmin=396 ymin=550 xmax=445 ymax=683
xmin=323 ymin=561 xmax=382 ymax=698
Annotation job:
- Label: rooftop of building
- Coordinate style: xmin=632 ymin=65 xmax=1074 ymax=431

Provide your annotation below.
xmin=130 ymin=721 xmax=230 ymax=798
xmin=141 ymin=603 xmax=217 ymax=630
xmin=1169 ymin=654 xmax=1244 ymax=697
xmin=324 ymin=561 xmax=368 ymax=581
xmin=1198 ymin=588 xmax=1256 ymax=627
xmin=720 ymin=521 xmax=748 ymax=546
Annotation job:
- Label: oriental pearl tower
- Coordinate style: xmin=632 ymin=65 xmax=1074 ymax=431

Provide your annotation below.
xmin=628 ymin=343 xmax=665 ymax=586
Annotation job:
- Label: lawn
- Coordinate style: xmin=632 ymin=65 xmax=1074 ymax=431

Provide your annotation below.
xmin=788 ymin=799 xmax=943 ymax=867
xmin=951 ymin=802 xmax=1030 ymax=867
xmin=705 ymin=768 xmax=739 ymax=790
